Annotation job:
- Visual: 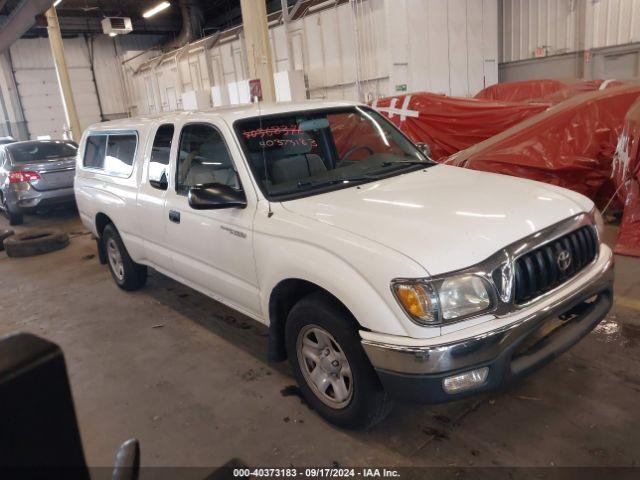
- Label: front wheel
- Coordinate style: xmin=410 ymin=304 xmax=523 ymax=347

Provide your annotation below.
xmin=285 ymin=291 xmax=392 ymax=429
xmin=102 ymin=224 xmax=147 ymax=291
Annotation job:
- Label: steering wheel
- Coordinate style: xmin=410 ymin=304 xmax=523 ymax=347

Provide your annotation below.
xmin=338 ymin=145 xmax=374 ymax=167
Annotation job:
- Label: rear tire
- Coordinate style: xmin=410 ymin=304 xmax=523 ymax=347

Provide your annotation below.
xmin=8 ymin=211 xmax=23 ymax=226
xmin=102 ymin=224 xmax=147 ymax=291
xmin=285 ymin=291 xmax=393 ymax=429
xmin=1 ymin=193 xmax=23 ymax=226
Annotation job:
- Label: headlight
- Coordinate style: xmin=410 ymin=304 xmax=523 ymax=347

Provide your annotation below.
xmin=594 ymin=208 xmax=605 ymax=241
xmin=392 ymin=275 xmax=493 ymax=325
xmin=438 ymin=275 xmax=492 ymax=320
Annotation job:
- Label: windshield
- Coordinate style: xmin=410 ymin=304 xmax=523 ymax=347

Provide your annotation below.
xmin=235 ymin=106 xmax=433 ymax=199
xmin=8 ymin=141 xmax=77 ymax=163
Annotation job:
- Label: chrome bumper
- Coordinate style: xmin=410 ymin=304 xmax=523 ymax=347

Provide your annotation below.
xmin=362 ymin=250 xmax=614 ymax=395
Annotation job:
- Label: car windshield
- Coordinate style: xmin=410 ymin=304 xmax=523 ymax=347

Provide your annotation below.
xmin=8 ymin=141 xmax=77 ymax=163
xmin=235 ymin=106 xmax=434 ymax=199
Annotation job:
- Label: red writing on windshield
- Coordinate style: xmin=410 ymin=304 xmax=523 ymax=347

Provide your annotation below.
xmin=242 ymin=125 xmax=302 ymax=139
xmin=259 ymin=138 xmax=318 ymax=148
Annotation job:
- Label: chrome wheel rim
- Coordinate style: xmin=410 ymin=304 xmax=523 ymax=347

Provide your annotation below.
xmin=106 ymin=237 xmax=125 ymax=282
xmin=296 ymin=325 xmax=353 ymax=409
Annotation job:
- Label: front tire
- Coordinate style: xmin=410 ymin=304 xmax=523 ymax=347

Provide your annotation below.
xmin=102 ymin=224 xmax=147 ymax=291
xmin=285 ymin=291 xmax=392 ymax=429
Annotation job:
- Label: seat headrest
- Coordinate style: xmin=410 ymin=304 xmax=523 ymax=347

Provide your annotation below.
xmin=280 ymin=133 xmax=313 ymax=156
xmin=199 ymin=140 xmax=228 ymax=159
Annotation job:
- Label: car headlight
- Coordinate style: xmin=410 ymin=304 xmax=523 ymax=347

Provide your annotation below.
xmin=438 ymin=275 xmax=492 ymax=321
xmin=392 ymin=275 xmax=493 ymax=325
xmin=593 ymin=208 xmax=605 ymax=241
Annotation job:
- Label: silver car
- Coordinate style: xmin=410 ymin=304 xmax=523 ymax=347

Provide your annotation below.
xmin=0 ymin=140 xmax=78 ymax=225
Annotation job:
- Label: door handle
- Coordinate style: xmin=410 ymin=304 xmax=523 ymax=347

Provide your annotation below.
xmin=169 ymin=210 xmax=181 ymax=224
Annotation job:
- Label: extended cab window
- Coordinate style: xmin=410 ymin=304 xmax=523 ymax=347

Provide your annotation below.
xmin=176 ymin=124 xmax=240 ymax=195
xmin=148 ymin=124 xmax=174 ymax=190
xmin=83 ymin=132 xmax=137 ymax=177
xmin=84 ymin=135 xmax=107 ymax=169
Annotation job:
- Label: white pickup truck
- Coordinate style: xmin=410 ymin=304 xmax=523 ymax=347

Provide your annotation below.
xmin=75 ymin=101 xmax=614 ymax=429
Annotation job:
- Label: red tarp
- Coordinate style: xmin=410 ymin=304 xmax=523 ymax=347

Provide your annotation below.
xmin=474 ymin=78 xmax=626 ymax=104
xmin=371 ymin=93 xmax=548 ymax=160
xmin=447 ymin=84 xmax=640 ymax=206
xmin=611 ymin=98 xmax=640 ymax=257
xmin=475 ymin=79 xmax=573 ymax=102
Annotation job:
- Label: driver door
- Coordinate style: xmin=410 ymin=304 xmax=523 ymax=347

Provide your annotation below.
xmin=164 ymin=121 xmax=261 ymax=318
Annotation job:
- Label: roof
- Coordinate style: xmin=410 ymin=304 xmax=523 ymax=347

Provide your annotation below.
xmin=86 ymin=100 xmax=363 ymax=132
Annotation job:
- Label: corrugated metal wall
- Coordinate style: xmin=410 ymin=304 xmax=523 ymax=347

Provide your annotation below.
xmin=501 ymin=0 xmax=640 ymax=63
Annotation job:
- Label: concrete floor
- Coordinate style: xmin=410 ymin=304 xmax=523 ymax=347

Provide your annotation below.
xmin=1 ymin=208 xmax=639 ymax=469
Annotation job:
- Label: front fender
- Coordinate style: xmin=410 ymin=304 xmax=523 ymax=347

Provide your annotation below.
xmin=254 ymin=207 xmax=441 ymax=339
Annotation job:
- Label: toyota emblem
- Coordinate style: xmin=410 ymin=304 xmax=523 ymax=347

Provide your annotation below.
xmin=556 ymin=250 xmax=572 ymax=271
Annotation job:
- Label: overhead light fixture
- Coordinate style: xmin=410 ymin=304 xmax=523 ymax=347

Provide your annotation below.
xmin=143 ymin=1 xmax=171 ymax=19
xmin=109 ymin=32 xmax=118 ymax=37
xmin=53 ymin=0 xmax=62 ymax=6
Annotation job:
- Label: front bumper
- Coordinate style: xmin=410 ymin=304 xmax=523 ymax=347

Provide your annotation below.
xmin=4 ymin=184 xmax=76 ymax=213
xmin=362 ymin=249 xmax=614 ymax=403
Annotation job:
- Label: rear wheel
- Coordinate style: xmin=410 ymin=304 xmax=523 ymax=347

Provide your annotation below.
xmin=1 ymin=193 xmax=23 ymax=226
xmin=102 ymin=224 xmax=147 ymax=291
xmin=285 ymin=291 xmax=392 ymax=429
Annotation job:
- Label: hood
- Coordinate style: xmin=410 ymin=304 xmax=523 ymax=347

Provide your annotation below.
xmin=281 ymin=165 xmax=593 ymax=275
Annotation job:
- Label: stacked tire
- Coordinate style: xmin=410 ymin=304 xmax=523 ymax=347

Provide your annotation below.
xmin=2 ymin=229 xmax=69 ymax=257
xmin=0 ymin=229 xmax=14 ymax=251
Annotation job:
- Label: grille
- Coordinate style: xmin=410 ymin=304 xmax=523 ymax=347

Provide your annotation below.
xmin=110 ymin=18 xmax=127 ymax=29
xmin=513 ymin=226 xmax=598 ymax=304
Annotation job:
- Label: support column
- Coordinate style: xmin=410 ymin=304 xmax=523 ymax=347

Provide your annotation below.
xmin=281 ymin=0 xmax=295 ymax=71
xmin=240 ymin=0 xmax=276 ymax=103
xmin=44 ymin=7 xmax=82 ymax=140
xmin=0 ymin=51 xmax=28 ymax=139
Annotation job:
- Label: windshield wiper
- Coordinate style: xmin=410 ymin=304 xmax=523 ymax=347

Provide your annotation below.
xmin=381 ymin=159 xmax=433 ymax=167
xmin=272 ymin=177 xmax=373 ymax=196
xmin=296 ymin=177 xmax=372 ymax=189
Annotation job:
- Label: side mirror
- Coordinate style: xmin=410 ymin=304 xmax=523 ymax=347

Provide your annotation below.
xmin=188 ymin=183 xmax=247 ymax=210
xmin=416 ymin=142 xmax=432 ymax=159
xmin=149 ymin=178 xmax=168 ymax=190
xmin=149 ymin=171 xmax=168 ymax=190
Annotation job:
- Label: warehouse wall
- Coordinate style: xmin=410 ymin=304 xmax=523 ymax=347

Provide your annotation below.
xmin=501 ymin=0 xmax=640 ymax=63
xmin=130 ymin=0 xmax=499 ymax=115
xmin=0 ymin=34 xmax=158 ymax=140
xmin=0 ymin=0 xmax=498 ymax=138
xmin=499 ymin=41 xmax=640 ymax=82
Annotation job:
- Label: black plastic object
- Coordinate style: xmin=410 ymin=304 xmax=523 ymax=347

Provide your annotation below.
xmin=0 ymin=333 xmax=89 ymax=478
xmin=188 ymin=184 xmax=247 ymax=210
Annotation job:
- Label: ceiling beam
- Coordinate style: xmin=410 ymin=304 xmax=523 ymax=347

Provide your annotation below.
xmin=23 ymin=14 xmax=180 ymax=36
xmin=0 ymin=0 xmax=53 ymax=51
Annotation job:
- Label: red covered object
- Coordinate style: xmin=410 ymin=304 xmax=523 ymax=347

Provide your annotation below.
xmin=611 ymin=98 xmax=640 ymax=257
xmin=473 ymin=78 xmax=627 ymax=104
xmin=475 ymin=79 xmax=572 ymax=102
xmin=371 ymin=93 xmax=548 ymax=160
xmin=448 ymin=84 xmax=640 ymax=204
